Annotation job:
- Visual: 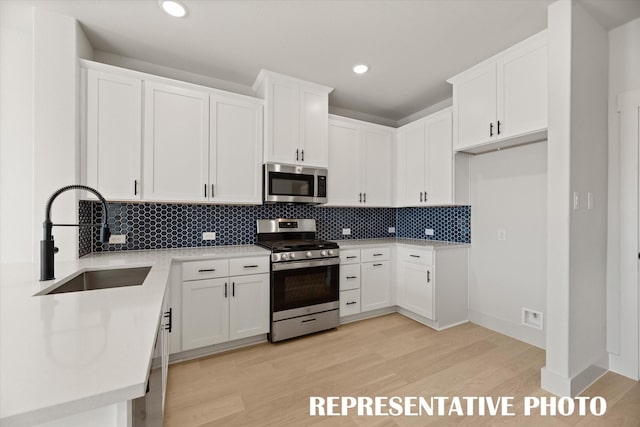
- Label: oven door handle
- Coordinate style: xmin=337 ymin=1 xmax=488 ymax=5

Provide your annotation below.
xmin=272 ymin=257 xmax=340 ymax=271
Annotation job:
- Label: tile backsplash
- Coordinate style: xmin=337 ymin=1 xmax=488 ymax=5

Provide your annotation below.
xmin=79 ymin=201 xmax=470 ymax=256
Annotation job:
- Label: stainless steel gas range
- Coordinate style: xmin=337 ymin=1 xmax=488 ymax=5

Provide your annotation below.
xmin=256 ymin=219 xmax=340 ymax=342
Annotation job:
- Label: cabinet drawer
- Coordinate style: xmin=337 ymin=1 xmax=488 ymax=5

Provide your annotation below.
xmin=182 ymin=259 xmax=229 ymax=281
xmin=340 ymin=289 xmax=361 ymax=317
xmin=398 ymin=247 xmax=434 ymax=265
xmin=361 ymin=247 xmax=391 ymax=263
xmin=340 ymin=264 xmax=361 ymax=291
xmin=229 ymin=256 xmax=270 ymax=276
xmin=340 ymin=249 xmax=361 ymax=264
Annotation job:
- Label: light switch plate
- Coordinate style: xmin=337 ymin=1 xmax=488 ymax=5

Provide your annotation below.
xmin=498 ymin=229 xmax=507 ymax=241
xmin=203 ymin=232 xmax=216 ymax=240
xmin=342 ymin=228 xmax=351 ymax=236
xmin=109 ymin=234 xmax=126 ymax=244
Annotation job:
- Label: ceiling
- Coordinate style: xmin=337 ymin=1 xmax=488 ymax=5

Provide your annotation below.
xmin=9 ymin=0 xmax=640 ymax=124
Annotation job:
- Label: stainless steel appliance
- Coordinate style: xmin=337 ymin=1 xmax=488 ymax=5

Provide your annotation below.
xmin=263 ymin=163 xmax=328 ymax=204
xmin=256 ymin=219 xmax=339 ymax=342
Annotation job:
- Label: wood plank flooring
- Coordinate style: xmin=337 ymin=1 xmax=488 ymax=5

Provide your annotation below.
xmin=164 ymin=314 xmax=639 ymax=426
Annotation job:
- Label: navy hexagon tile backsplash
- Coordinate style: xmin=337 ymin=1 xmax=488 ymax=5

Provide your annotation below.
xmin=78 ymin=201 xmax=470 ymax=256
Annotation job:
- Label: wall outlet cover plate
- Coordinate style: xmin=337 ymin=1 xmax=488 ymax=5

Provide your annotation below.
xmin=202 ymin=232 xmax=216 ymax=240
xmin=108 ymin=234 xmax=126 ymax=244
xmin=342 ymin=228 xmax=351 ymax=236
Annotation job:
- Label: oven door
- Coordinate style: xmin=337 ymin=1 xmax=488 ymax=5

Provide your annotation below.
xmin=264 ymin=163 xmax=325 ymax=204
xmin=271 ymin=257 xmax=339 ymax=321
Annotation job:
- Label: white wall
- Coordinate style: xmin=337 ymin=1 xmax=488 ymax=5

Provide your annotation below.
xmin=607 ymin=16 xmax=640 ymax=379
xmin=0 ymin=3 xmax=35 ymax=263
xmin=468 ymin=142 xmax=547 ymax=349
xmin=542 ymin=0 xmax=609 ymax=397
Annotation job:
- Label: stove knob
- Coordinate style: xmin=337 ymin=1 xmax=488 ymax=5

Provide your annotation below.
xmin=320 ymin=250 xmax=327 ymax=256
xmin=290 ymin=253 xmax=296 ymax=259
xmin=328 ymin=250 xmax=334 ymax=256
xmin=306 ymin=251 xmax=313 ymax=258
xmin=281 ymin=253 xmax=288 ymax=260
xmin=273 ymin=254 xmax=280 ymax=262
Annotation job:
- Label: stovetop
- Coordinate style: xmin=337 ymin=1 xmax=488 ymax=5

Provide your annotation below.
xmin=257 ymin=239 xmax=339 ymax=253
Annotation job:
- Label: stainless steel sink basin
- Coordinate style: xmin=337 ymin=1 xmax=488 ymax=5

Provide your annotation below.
xmin=39 ymin=266 xmax=151 ymax=295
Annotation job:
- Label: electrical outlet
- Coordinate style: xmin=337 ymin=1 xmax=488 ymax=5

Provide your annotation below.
xmin=497 ymin=229 xmax=507 ymax=241
xmin=109 ymin=234 xmax=126 ymax=244
xmin=425 ymin=228 xmax=434 ymax=236
xmin=342 ymin=228 xmax=351 ymax=236
xmin=388 ymin=227 xmax=396 ymax=233
xmin=202 ymin=232 xmax=216 ymax=240
xmin=522 ymin=308 xmax=543 ymax=330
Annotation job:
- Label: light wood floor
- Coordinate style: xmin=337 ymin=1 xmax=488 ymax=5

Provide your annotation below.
xmin=164 ymin=314 xmax=639 ymax=426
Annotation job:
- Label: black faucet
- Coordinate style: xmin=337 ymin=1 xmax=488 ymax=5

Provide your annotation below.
xmin=40 ymin=185 xmax=111 ymax=281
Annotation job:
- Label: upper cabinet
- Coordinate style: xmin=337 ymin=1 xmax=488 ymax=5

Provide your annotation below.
xmin=253 ymin=70 xmax=333 ymax=167
xmin=448 ymin=30 xmax=547 ymax=154
xmin=85 ymin=69 xmax=142 ymax=201
xmin=81 ymin=60 xmax=263 ymax=204
xmin=327 ymin=116 xmax=394 ymax=207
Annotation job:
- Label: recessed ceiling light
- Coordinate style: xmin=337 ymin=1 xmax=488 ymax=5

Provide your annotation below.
xmin=159 ymin=0 xmax=188 ymax=18
xmin=353 ymin=64 xmax=369 ymax=74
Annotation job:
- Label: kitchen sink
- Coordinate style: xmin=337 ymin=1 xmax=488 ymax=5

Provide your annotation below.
xmin=38 ymin=266 xmax=151 ymax=295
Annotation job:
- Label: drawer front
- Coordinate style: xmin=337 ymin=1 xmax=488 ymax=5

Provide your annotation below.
xmin=340 ymin=289 xmax=361 ymax=317
xmin=340 ymin=249 xmax=361 ymax=265
xmin=182 ymin=259 xmax=230 ymax=281
xmin=361 ymin=247 xmax=391 ymax=263
xmin=398 ymin=247 xmax=434 ymax=265
xmin=340 ymin=264 xmax=361 ymax=291
xmin=229 ymin=256 xmax=270 ymax=276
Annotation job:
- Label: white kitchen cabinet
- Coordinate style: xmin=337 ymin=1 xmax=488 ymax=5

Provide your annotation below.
xmin=160 ymin=284 xmax=170 ymax=413
xmin=210 ymin=94 xmax=263 ymax=204
xmin=396 ymin=108 xmax=453 ymax=206
xmin=328 ymin=116 xmax=394 ymax=207
xmin=360 ymin=248 xmax=392 ymax=312
xmin=143 ymin=81 xmax=210 ymax=202
xmin=448 ymin=30 xmax=547 ymax=154
xmin=229 ymin=273 xmax=270 ymax=340
xmin=253 ymin=70 xmax=333 ymax=167
xmin=340 ymin=289 xmax=361 ymax=317
xmin=85 ymin=68 xmax=142 ymax=201
xmin=182 ymin=277 xmax=229 ymax=350
xmin=396 ymin=246 xmax=468 ymax=330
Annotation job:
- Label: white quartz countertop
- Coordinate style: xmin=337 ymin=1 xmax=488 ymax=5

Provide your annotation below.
xmin=0 ymin=245 xmax=269 ymax=426
xmin=333 ymin=238 xmax=470 ymax=250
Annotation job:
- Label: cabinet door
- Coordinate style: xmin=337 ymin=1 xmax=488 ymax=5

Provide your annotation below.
xmin=182 ymin=278 xmax=229 ymax=350
xmin=403 ymin=121 xmax=427 ymax=205
xmin=266 ymin=80 xmax=299 ymax=164
xmin=299 ymin=87 xmax=329 ymax=167
xmin=361 ymin=261 xmax=391 ymax=312
xmin=143 ymin=82 xmax=209 ymax=202
xmin=210 ymin=95 xmax=263 ymax=204
xmin=229 ymin=274 xmax=269 ymax=340
xmin=161 ymin=285 xmax=170 ymax=412
xmin=86 ymin=69 xmax=142 ymax=200
xmin=454 ymin=62 xmax=497 ymax=150
xmin=497 ymin=36 xmax=547 ymax=139
xmin=328 ymin=121 xmax=361 ymax=206
xmin=425 ymin=110 xmax=453 ymax=205
xmin=402 ymin=262 xmax=434 ymax=320
xmin=362 ymin=128 xmax=393 ymax=206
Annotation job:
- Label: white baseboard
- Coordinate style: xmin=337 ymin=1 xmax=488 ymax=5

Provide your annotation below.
xmin=468 ymin=309 xmax=545 ymax=349
xmin=541 ymin=356 xmax=608 ymax=397
xmin=169 ymin=335 xmax=268 ymax=364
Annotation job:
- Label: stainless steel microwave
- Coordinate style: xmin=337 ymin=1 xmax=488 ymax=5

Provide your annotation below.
xmin=263 ymin=163 xmax=327 ymax=204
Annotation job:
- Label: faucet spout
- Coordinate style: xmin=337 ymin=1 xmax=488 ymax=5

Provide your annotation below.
xmin=40 ymin=185 xmax=111 ymax=281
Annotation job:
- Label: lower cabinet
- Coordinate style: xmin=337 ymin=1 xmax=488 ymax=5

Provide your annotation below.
xmin=181 ymin=256 xmax=269 ymax=352
xmin=399 ymin=255 xmax=434 ymax=320
xmin=360 ymin=248 xmax=391 ymax=312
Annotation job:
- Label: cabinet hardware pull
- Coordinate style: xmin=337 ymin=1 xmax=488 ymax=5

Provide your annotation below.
xmin=134 ymin=180 xmax=138 ymax=196
xmin=497 ymin=120 xmax=501 ymax=135
xmin=363 ymin=193 xmax=366 ymax=203
xmin=346 ymin=256 xmax=357 ymax=259
xmin=232 ymin=282 xmax=235 ymax=297
xmin=243 ymin=265 xmax=259 ymax=268
xmin=198 ymin=268 xmax=216 ymax=272
xmin=346 ymin=301 xmax=357 ymax=306
xmin=204 ymin=184 xmax=207 ymax=198
xmin=164 ymin=308 xmax=172 ymax=333
xmin=301 ymin=149 xmax=304 ymax=162
xmin=302 ymin=318 xmax=317 ymax=324
xmin=489 ymin=122 xmax=494 ymax=137
xmin=224 ymin=282 xmax=228 ymax=298
xmin=296 ymin=149 xmax=299 ymax=161
xmin=427 ymin=271 xmax=431 ymax=283
xmin=373 ymin=253 xmax=383 ymax=256
xmin=420 ymin=192 xmax=423 ymax=202
xmin=424 ymin=191 xmax=427 ymax=202
xmin=359 ymin=192 xmax=362 ymax=203
xmin=346 ymin=276 xmax=358 ymax=279
xmin=410 ymin=254 xmax=420 ymax=258
xmin=373 ymin=263 xmax=383 ymax=267
xmin=211 ymin=184 xmax=215 ymax=198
